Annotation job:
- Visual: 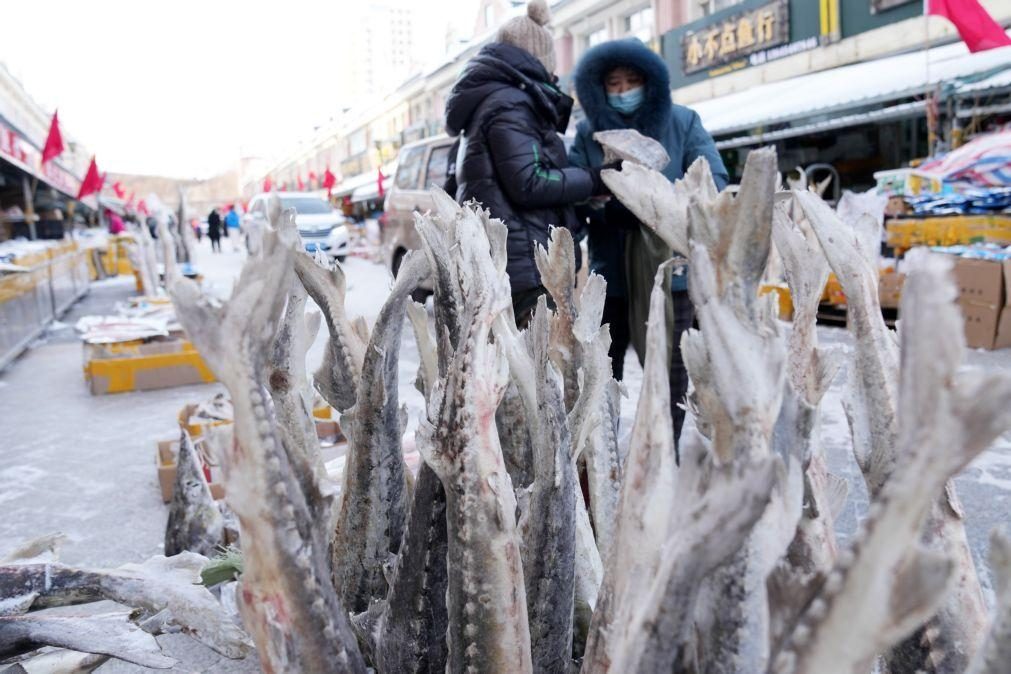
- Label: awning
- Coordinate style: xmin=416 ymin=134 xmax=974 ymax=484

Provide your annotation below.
xmin=693 ymin=37 xmax=1011 ymax=142
xmin=350 ymin=176 xmax=393 ymax=203
xmin=331 ymin=162 xmax=397 ymax=200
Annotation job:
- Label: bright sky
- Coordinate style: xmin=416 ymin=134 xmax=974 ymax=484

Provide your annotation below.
xmin=2 ymin=0 xmax=477 ymax=179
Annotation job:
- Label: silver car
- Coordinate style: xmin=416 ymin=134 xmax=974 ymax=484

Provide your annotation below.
xmin=243 ymin=192 xmax=350 ymax=261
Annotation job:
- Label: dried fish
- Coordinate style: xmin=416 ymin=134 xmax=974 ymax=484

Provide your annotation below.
xmin=164 ymin=430 xmax=225 ymax=557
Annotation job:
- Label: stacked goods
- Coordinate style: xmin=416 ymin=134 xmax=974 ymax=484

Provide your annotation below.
xmin=932 ymin=243 xmax=1011 ymax=349
xmin=0 ymin=238 xmax=90 ymax=370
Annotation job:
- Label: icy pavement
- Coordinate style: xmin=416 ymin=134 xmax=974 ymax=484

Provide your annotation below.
xmin=1 ymin=235 xmax=1010 ymax=671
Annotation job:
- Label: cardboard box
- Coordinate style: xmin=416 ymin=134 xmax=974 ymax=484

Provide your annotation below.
xmin=316 ymin=419 xmax=345 ymax=445
xmin=84 ymin=338 xmax=216 ymax=395
xmin=157 ymin=439 xmax=225 ymax=503
xmin=1004 ymin=259 xmax=1011 ymax=306
xmin=878 ymin=272 xmax=905 ymax=310
xmin=953 ymin=258 xmax=1005 ymax=307
xmin=959 ymin=302 xmax=1011 ymax=350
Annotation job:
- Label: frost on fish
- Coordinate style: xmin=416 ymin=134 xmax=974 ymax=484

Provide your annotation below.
xmin=164 ymin=430 xmax=225 ymax=557
xmin=0 ymin=553 xmax=251 ymax=659
xmin=169 ymin=211 xmax=366 ymax=673
xmin=294 ymin=248 xmax=367 ymax=414
xmin=966 ymin=530 xmax=1011 ymax=674
xmin=583 ymin=263 xmax=778 ymax=674
xmin=773 ymin=252 xmax=1011 ymax=674
xmin=413 ymin=204 xmax=532 ymax=674
xmin=602 ymin=155 xmax=717 ymax=257
xmin=0 ymin=608 xmax=175 ymax=670
xmin=768 ymin=201 xmax=846 ymax=621
xmin=593 ymin=128 xmax=670 ymax=171
xmin=493 ymin=298 xmax=577 ymax=673
xmin=331 ymin=250 xmax=429 ymax=614
xmin=799 ymin=194 xmax=991 ymax=673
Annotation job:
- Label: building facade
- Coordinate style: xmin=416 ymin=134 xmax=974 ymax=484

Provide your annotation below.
xmin=246 ymin=0 xmax=1011 ymax=198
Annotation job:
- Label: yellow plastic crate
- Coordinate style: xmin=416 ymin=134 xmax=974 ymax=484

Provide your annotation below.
xmin=758 ymin=283 xmax=793 ymax=320
xmin=83 ymin=339 xmax=216 ymax=395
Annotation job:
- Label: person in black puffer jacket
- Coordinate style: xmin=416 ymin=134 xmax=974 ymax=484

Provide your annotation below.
xmin=445 ymin=0 xmax=612 ymax=325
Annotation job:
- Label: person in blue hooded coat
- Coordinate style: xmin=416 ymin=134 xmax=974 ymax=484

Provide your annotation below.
xmin=569 ymin=38 xmax=728 ymax=445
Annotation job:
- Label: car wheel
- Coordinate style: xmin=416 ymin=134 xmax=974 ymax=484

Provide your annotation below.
xmin=337 ymin=255 xmax=347 ymax=264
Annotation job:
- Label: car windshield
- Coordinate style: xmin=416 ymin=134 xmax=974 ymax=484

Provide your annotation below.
xmin=280 ymin=197 xmax=332 ymax=214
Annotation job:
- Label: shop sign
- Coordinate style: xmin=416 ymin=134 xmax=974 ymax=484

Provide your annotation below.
xmin=0 ymin=119 xmax=81 ymax=197
xmin=682 ymin=0 xmax=790 ymax=75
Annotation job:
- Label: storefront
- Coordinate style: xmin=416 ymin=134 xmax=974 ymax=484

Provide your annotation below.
xmin=657 ymin=0 xmax=1011 ymax=190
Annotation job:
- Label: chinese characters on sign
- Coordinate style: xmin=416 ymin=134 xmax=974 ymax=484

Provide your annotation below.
xmin=682 ymin=0 xmax=790 ymax=75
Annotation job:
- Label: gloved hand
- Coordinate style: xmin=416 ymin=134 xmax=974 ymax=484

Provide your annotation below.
xmin=605 ymin=199 xmax=640 ymax=231
xmin=589 ymin=161 xmax=622 ymax=196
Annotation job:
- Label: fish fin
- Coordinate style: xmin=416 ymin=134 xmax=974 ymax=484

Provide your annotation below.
xmin=825 ymin=473 xmax=850 ymax=521
xmin=351 ymin=316 xmax=371 ymax=352
xmin=406 ymin=300 xmax=438 ymax=397
xmin=305 ymin=308 xmax=322 ymax=345
xmin=534 ymin=227 xmax=576 ymax=318
xmin=810 ymin=346 xmax=845 ymax=405
xmin=881 ymin=548 xmax=955 ymax=647
xmin=574 ymin=274 xmax=607 ymax=344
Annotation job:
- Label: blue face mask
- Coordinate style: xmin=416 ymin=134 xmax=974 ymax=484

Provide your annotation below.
xmin=607 ymin=86 xmax=644 ymax=115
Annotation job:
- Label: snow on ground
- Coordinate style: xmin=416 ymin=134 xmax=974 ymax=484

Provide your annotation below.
xmin=1 ymin=234 xmax=1010 ymax=671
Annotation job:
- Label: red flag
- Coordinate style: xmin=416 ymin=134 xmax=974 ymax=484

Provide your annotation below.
xmin=76 ymin=156 xmax=104 ymax=200
xmin=377 ymin=167 xmax=386 ymax=199
xmin=41 ymin=110 xmax=64 ymax=165
xmin=112 ymin=181 xmax=126 ymax=199
xmin=137 ymin=199 xmax=149 ymax=216
xmin=125 ymin=192 xmax=135 ymax=212
xmin=297 ymin=174 xmax=305 ymax=191
xmin=927 ymin=0 xmax=1011 ymax=53
xmin=263 ymin=176 xmax=273 ymax=192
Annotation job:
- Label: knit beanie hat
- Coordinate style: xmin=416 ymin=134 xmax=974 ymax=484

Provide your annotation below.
xmin=496 ymin=0 xmax=556 ymax=75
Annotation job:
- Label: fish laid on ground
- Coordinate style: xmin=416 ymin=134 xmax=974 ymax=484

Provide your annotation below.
xmin=0 ymin=645 xmax=109 ymax=673
xmin=332 ymin=250 xmax=429 ymax=614
xmin=0 ymin=609 xmax=174 ymax=670
xmin=414 ymin=202 xmax=533 ymax=674
xmin=798 ymin=192 xmax=991 ymax=673
xmin=164 ymin=430 xmax=225 ymax=557
xmin=0 ymin=553 xmax=249 ymax=659
xmin=169 ymin=211 xmax=366 ymax=673
xmin=773 ymin=252 xmax=1011 ymax=674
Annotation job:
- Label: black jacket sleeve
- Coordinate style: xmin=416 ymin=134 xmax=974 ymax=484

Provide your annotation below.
xmin=485 ymin=103 xmax=595 ymax=209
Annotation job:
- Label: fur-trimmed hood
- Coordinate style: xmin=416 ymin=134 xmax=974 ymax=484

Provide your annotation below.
xmin=573 ymin=38 xmax=672 ymax=139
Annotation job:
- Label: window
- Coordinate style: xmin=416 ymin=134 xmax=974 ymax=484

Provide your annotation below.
xmin=279 ymin=197 xmax=332 ymax=214
xmin=625 ymin=6 xmax=654 ymax=41
xmin=424 ymin=144 xmax=452 ymax=189
xmin=587 ymin=26 xmax=608 ymax=49
xmin=252 ymin=199 xmax=265 ymax=214
xmin=700 ymin=0 xmax=741 ymax=16
xmin=395 ymin=146 xmax=425 ymax=190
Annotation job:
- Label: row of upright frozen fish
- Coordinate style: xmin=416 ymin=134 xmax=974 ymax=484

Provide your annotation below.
xmin=2 ymin=136 xmax=1009 ymax=673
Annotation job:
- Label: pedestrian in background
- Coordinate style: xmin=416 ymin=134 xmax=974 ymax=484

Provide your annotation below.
xmin=569 ymin=38 xmax=728 ymax=446
xmin=445 ymin=0 xmax=616 ymax=326
xmin=224 ymin=204 xmax=241 ymax=252
xmin=106 ymin=208 xmax=125 ymax=236
xmin=207 ymin=208 xmax=222 ymax=253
